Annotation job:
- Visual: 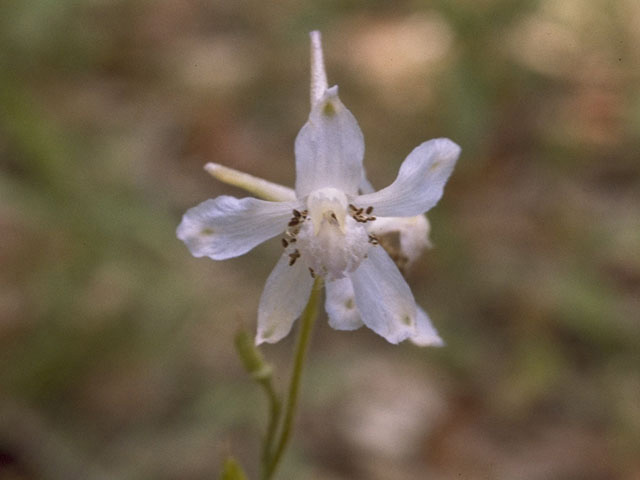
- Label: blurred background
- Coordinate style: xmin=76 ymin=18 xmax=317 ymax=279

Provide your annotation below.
xmin=1 ymin=0 xmax=639 ymax=479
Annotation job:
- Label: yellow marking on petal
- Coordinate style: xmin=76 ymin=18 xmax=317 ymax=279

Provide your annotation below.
xmin=323 ymin=101 xmax=336 ymax=117
xmin=344 ymin=298 xmax=354 ymax=309
xmin=201 ymin=228 xmax=215 ymax=236
xmin=429 ymin=160 xmax=442 ymax=172
xmin=261 ymin=326 xmax=276 ymax=339
xmin=401 ymin=314 xmax=413 ymax=326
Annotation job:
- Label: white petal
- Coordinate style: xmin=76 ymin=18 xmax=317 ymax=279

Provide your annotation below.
xmin=359 ymin=168 xmax=375 ymax=194
xmin=349 ymin=246 xmax=418 ymax=344
xmin=410 ymin=306 xmax=444 ymax=347
xmin=368 ymin=214 xmax=432 ymax=268
xmin=356 ymin=138 xmax=460 ymax=217
xmin=177 ymin=196 xmax=297 ymax=260
xmin=295 ymin=86 xmax=365 ymax=197
xmin=325 ymin=277 xmax=364 ymax=331
xmin=256 ymin=252 xmax=315 ymax=344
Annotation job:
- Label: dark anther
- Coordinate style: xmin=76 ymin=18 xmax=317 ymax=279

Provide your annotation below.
xmin=288 ymin=249 xmax=301 ymax=266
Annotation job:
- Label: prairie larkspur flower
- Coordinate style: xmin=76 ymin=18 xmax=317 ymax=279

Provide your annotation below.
xmin=177 ymin=31 xmax=460 ymax=345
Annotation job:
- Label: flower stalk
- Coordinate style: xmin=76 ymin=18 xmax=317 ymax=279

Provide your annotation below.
xmin=235 ymin=277 xmax=322 ymax=480
xmin=264 ymin=277 xmax=323 ymax=480
xmin=233 ymin=330 xmax=281 ymax=471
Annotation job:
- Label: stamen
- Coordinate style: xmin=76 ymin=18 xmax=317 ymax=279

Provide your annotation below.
xmin=288 ymin=218 xmax=299 ymax=227
xmin=282 ymin=238 xmax=289 ymax=248
xmin=288 ymin=249 xmax=301 ymax=266
xmin=297 ymin=188 xmax=369 ymax=279
xmin=350 ymin=204 xmax=377 ymax=224
xmin=293 ymin=209 xmax=301 ymax=218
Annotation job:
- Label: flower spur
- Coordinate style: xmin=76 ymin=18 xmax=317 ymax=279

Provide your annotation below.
xmin=177 ymin=31 xmax=460 ymax=345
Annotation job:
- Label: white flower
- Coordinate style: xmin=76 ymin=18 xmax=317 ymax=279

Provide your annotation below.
xmin=177 ymin=31 xmax=460 ymax=346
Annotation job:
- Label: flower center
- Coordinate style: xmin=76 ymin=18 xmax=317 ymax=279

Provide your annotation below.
xmin=283 ymin=188 xmax=376 ymax=280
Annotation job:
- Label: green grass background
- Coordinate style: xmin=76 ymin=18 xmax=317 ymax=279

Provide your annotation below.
xmin=1 ymin=1 xmax=639 ymax=478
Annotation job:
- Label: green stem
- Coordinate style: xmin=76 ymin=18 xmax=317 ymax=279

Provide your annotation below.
xmin=259 ymin=378 xmax=281 ymax=471
xmin=264 ymin=277 xmax=323 ymax=480
xmin=233 ymin=329 xmax=282 ymax=476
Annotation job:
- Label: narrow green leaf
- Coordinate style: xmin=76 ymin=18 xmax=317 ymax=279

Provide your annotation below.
xmin=234 ymin=329 xmax=273 ymax=381
xmin=219 ymin=457 xmax=248 ymax=480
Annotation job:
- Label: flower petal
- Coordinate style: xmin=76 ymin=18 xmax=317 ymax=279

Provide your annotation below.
xmin=295 ymin=86 xmax=365 ymax=197
xmin=325 ymin=277 xmax=364 ymax=331
xmin=256 ymin=252 xmax=315 ymax=344
xmin=368 ymin=214 xmax=432 ymax=269
xmin=356 ymin=138 xmax=460 ymax=217
xmin=410 ymin=306 xmax=444 ymax=347
xmin=359 ymin=168 xmax=375 ymax=194
xmin=177 ymin=196 xmax=297 ymax=260
xmin=349 ymin=246 xmax=418 ymax=343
